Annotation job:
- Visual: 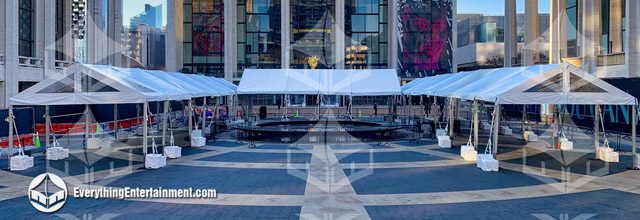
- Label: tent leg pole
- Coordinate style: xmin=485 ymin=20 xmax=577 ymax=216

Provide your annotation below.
xmin=162 ymin=101 xmax=169 ymax=147
xmin=156 ymin=102 xmax=161 ymax=130
xmin=522 ymin=104 xmax=526 ymax=140
xmin=632 ymin=104 xmax=637 ymax=168
xmin=449 ymin=97 xmax=454 ymax=137
xmin=553 ymin=105 xmax=558 ymax=148
xmin=85 ymin=104 xmax=89 ymax=148
xmin=45 ymin=105 xmax=50 ymax=149
xmin=113 ymin=104 xmax=118 ymax=140
xmin=474 ymin=100 xmax=479 ymax=148
xmin=202 ymin=97 xmax=207 ymax=130
xmin=595 ymin=105 xmax=600 ymax=155
xmin=493 ymin=105 xmax=501 ymax=156
xmin=143 ymin=102 xmax=148 ymax=157
xmin=8 ymin=106 xmax=13 ymax=166
xmin=188 ymin=100 xmax=193 ymax=138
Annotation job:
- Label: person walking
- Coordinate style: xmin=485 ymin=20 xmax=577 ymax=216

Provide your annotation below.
xmin=373 ymin=103 xmax=378 ymax=116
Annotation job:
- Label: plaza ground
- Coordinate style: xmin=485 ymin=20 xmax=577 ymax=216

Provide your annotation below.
xmin=0 ymin=115 xmax=639 ymax=220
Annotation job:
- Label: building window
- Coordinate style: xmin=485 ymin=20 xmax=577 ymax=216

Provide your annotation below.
xmin=566 ymin=0 xmax=579 ymax=57
xmin=19 ymin=0 xmax=34 ymax=57
xmin=183 ymin=0 xmax=225 ymax=78
xmin=56 ymin=0 xmax=65 ymax=60
xmin=345 ymin=0 xmax=387 ymax=69
xmin=237 ymin=0 xmax=282 ymax=75
xmin=601 ymin=0 xmax=610 ymax=54
xmin=290 ymin=0 xmax=335 ymax=69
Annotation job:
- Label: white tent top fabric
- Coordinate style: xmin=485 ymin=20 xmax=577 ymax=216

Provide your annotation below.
xmin=237 ymin=69 xmax=401 ymax=96
xmin=10 ymin=64 xmax=237 ymax=105
xmin=402 ymin=63 xmax=636 ymax=105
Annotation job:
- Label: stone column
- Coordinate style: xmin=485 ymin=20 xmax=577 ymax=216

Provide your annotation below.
xmin=281 ymin=0 xmax=291 ymax=69
xmin=610 ymin=0 xmax=623 ymax=53
xmin=582 ymin=0 xmax=601 ymax=74
xmin=504 ymin=0 xmax=517 ymax=67
xmin=335 ymin=0 xmax=345 ymax=69
xmin=86 ymin=0 xmax=105 ymax=64
xmin=224 ymin=0 xmax=236 ymax=80
xmin=3 ymin=0 xmax=19 ymax=108
xmin=107 ymin=0 xmax=122 ymax=67
xmin=44 ymin=0 xmax=56 ymax=77
xmin=625 ymin=0 xmax=640 ymax=78
xmin=63 ymin=0 xmax=74 ymax=62
xmin=550 ymin=0 xmax=567 ymax=63
xmin=166 ymin=0 xmax=184 ymax=72
xmin=452 ymin=0 xmax=458 ymax=72
xmin=524 ymin=0 xmax=540 ymax=66
xmin=388 ymin=0 xmax=398 ymax=69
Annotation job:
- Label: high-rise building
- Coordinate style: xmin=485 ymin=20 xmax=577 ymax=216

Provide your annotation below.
xmin=166 ymin=0 xmax=456 ymax=84
xmin=130 ymin=4 xmax=163 ymax=30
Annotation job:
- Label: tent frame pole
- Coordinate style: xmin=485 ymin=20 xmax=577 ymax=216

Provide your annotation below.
xmin=595 ymin=105 xmax=600 ymax=154
xmin=493 ymin=104 xmax=501 ymax=156
xmin=188 ymin=99 xmax=193 ymax=138
xmin=85 ymin=104 xmax=89 ymax=148
xmin=202 ymin=97 xmax=207 ymax=131
xmin=162 ymin=100 xmax=169 ymax=147
xmin=113 ymin=104 xmax=118 ymax=140
xmin=522 ymin=104 xmax=526 ymax=140
xmin=45 ymin=105 xmax=50 ymax=149
xmin=553 ymin=105 xmax=558 ymax=148
xmin=143 ymin=101 xmax=149 ymax=157
xmin=632 ymin=103 xmax=637 ymax=168
xmin=473 ymin=100 xmax=479 ymax=148
xmin=449 ymin=97 xmax=454 ymax=137
xmin=8 ymin=105 xmax=13 ymax=166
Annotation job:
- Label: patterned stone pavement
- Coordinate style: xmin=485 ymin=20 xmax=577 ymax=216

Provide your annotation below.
xmin=0 ymin=128 xmax=639 ymax=220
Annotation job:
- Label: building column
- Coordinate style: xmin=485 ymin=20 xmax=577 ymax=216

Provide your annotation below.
xmin=63 ymin=0 xmax=74 ymax=62
xmin=43 ymin=0 xmax=57 ymax=77
xmin=335 ymin=0 xmax=345 ymax=69
xmin=3 ymin=0 xmax=19 ymax=108
xmin=524 ymin=0 xmax=540 ymax=66
xmin=504 ymin=0 xmax=517 ymax=67
xmin=388 ymin=0 xmax=398 ymax=69
xmin=610 ymin=0 xmax=623 ymax=53
xmin=166 ymin=0 xmax=184 ymax=72
xmin=107 ymin=0 xmax=122 ymax=67
xmin=550 ymin=0 xmax=567 ymax=64
xmin=281 ymin=0 xmax=290 ymax=69
xmin=627 ymin=0 xmax=640 ymax=78
xmin=224 ymin=0 xmax=236 ymax=80
xmin=452 ymin=0 xmax=458 ymax=73
xmin=86 ymin=0 xmax=105 ymax=64
xmin=582 ymin=0 xmax=601 ymax=74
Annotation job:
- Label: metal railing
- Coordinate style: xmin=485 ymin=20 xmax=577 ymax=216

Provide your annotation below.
xmin=18 ymin=56 xmax=43 ymax=68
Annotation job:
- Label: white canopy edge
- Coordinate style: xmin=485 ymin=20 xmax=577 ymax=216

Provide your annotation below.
xmin=402 ymin=63 xmax=637 ymax=105
xmin=9 ymin=63 xmax=237 ymax=106
xmin=237 ymin=69 xmax=401 ymax=96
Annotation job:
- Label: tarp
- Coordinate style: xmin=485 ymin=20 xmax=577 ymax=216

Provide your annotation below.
xmin=10 ymin=63 xmax=237 ymax=105
xmin=402 ymin=63 xmax=637 ymax=105
xmin=237 ymin=69 xmax=401 ymax=96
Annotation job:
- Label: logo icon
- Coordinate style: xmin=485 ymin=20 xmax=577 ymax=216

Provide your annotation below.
xmin=29 ymin=173 xmax=68 ymax=213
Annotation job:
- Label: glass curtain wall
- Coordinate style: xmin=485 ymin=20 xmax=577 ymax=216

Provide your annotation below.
xmin=183 ymin=0 xmax=225 ymax=77
xmin=345 ymin=0 xmax=387 ymax=69
xmin=290 ymin=0 xmax=335 ymax=69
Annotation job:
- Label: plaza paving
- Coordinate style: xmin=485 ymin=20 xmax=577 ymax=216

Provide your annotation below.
xmin=0 ymin=126 xmax=639 ymax=220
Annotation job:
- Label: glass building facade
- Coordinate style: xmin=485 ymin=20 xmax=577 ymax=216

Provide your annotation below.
xmin=181 ymin=0 xmax=453 ymax=81
xmin=237 ymin=0 xmax=282 ymax=73
xmin=183 ymin=0 xmax=226 ymax=78
xmin=345 ymin=0 xmax=388 ymax=69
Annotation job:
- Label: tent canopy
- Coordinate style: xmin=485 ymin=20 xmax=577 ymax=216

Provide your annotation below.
xmin=237 ymin=69 xmax=401 ymax=96
xmin=9 ymin=63 xmax=237 ymax=106
xmin=402 ymin=63 xmax=637 ymax=105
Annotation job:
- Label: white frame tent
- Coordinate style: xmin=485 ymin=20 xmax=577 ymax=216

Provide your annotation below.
xmin=402 ymin=63 xmax=638 ymax=168
xmin=7 ymin=63 xmax=236 ymax=168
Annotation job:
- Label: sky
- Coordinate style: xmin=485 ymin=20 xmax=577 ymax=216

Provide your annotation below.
xmin=122 ymin=0 xmax=551 ymax=27
xmin=122 ymin=0 xmax=167 ymax=28
xmin=458 ymin=0 xmax=550 ymax=15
